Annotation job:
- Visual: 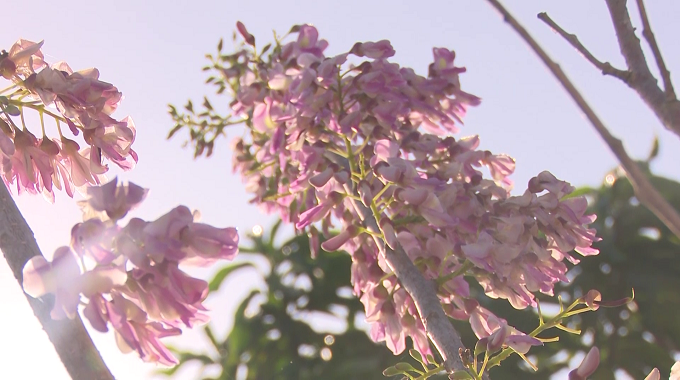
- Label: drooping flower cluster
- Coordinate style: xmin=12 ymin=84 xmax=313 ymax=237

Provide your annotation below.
xmin=210 ymin=23 xmax=600 ymax=360
xmin=22 ymin=178 xmax=239 ymax=365
xmin=0 ymin=39 xmax=137 ymax=202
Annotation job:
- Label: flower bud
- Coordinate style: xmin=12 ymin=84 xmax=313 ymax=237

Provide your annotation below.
xmin=358 ymin=180 xmax=373 ymax=207
xmin=644 ymin=368 xmax=660 ymax=380
xmin=321 ymin=225 xmax=359 ymax=252
xmin=569 ymin=347 xmax=600 ymax=380
xmin=379 ymin=218 xmax=398 ymax=250
xmin=0 ymin=57 xmax=16 ymax=79
xmin=583 ymin=290 xmax=601 ymax=311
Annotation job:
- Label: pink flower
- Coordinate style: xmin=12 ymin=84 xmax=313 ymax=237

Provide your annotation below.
xmin=85 ymin=177 xmax=148 ymax=221
xmin=2 ymin=39 xmax=45 ymax=78
xmin=179 ymin=223 xmax=239 ymax=266
xmin=369 ymin=300 xmax=406 ymax=355
xmin=236 ymin=21 xmax=255 ymax=46
xmin=8 ymin=129 xmax=54 ymax=196
xmin=294 ymin=25 xmax=328 ymax=57
xmin=84 ymin=117 xmax=138 ymax=171
xmin=107 ymin=293 xmax=181 ymax=366
xmin=39 ymin=137 xmax=76 ymax=201
xmin=350 ymin=40 xmax=396 ymax=59
xmin=143 ymin=205 xmax=194 ymax=241
xmin=400 ymin=312 xmax=433 ymax=359
xmin=645 ymin=368 xmax=660 ymax=380
xmin=22 ymin=247 xmax=127 ymax=319
xmin=58 ymin=136 xmax=104 ymax=188
xmin=22 ymin=247 xmax=81 ymax=319
xmin=569 ymin=347 xmax=600 ymax=380
xmin=125 ymin=265 xmax=209 ymax=327
xmin=71 ymin=219 xmax=119 ymax=264
xmin=470 ymin=306 xmax=541 ymax=354
xmin=295 ymin=192 xmax=344 ymax=229
xmin=670 ymin=361 xmax=680 ymax=380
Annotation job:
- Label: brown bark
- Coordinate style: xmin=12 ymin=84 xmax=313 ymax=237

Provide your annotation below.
xmin=0 ymin=182 xmax=114 ymax=380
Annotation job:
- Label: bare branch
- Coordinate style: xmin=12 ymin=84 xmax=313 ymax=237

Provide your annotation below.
xmin=0 ymin=183 xmax=114 ymax=380
xmin=485 ymin=0 xmax=680 ymax=240
xmin=634 ymin=0 xmax=675 ymax=98
xmin=537 ymin=12 xmax=630 ymax=82
xmin=604 ymin=0 xmax=680 ymax=138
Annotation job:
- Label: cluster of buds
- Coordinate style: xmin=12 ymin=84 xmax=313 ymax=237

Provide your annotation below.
xmin=21 ymin=178 xmax=239 ymax=365
xmin=0 ymin=39 xmax=137 ymax=202
xmin=214 ymin=23 xmax=602 ymax=361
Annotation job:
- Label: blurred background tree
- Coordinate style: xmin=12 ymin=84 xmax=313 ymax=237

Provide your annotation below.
xmin=460 ymin=152 xmax=680 ymax=379
xmin=158 ymin=221 xmax=411 ymax=380
xmin=160 ymin=156 xmax=680 ymax=380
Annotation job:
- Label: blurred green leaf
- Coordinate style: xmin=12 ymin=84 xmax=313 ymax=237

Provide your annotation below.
xmin=209 ymin=262 xmax=255 ymax=292
xmin=382 ymin=366 xmax=404 ymax=376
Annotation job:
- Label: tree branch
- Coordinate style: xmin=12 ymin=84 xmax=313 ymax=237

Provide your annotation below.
xmin=0 ymin=183 xmax=114 ymax=380
xmin=484 ymin=0 xmax=680 ymax=240
xmin=604 ymin=0 xmax=680 ymax=137
xmin=536 ymin=12 xmax=630 ymax=82
xmin=340 ymin=181 xmax=484 ymax=379
xmin=634 ymin=0 xmax=675 ymax=98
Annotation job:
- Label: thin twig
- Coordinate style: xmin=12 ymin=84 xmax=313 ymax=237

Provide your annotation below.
xmin=0 ymin=183 xmax=114 ymax=380
xmin=537 ymin=12 xmax=630 ymax=82
xmin=604 ymin=0 xmax=680 ymax=138
xmin=634 ymin=0 xmax=675 ymax=98
xmin=485 ymin=0 xmax=680 ymax=240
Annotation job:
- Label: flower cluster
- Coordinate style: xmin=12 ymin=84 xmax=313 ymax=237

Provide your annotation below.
xmin=0 ymin=39 xmax=137 ymax=202
xmin=215 ymin=23 xmax=600 ymax=361
xmin=22 ymin=178 xmax=239 ymax=365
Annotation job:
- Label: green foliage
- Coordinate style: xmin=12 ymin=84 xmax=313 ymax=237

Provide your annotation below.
xmin=159 ymin=222 xmax=416 ymax=380
xmin=466 ymin=164 xmax=680 ymax=379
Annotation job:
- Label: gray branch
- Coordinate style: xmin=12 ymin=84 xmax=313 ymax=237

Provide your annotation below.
xmin=0 ymin=183 xmax=114 ymax=380
xmin=604 ymin=0 xmax=680 ymax=137
xmin=537 ymin=12 xmax=630 ymax=82
xmin=341 ymin=180 xmax=485 ymax=379
xmin=634 ymin=0 xmax=675 ymax=98
xmin=485 ymin=1 xmax=680 ymax=243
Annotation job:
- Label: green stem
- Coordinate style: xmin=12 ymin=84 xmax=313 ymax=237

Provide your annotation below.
xmin=372 ymin=183 xmax=393 ymax=203
xmin=437 ymin=260 xmax=474 ymax=285
xmin=20 ymin=106 xmax=27 ymax=131
xmin=0 ymin=84 xmax=18 ymax=95
xmin=478 ymin=350 xmax=490 ymax=377
xmin=39 ymin=109 xmax=46 ymax=135
xmin=414 ymin=363 xmax=445 ymax=380
xmin=9 ymin=99 xmax=71 ymax=126
xmin=486 ymin=297 xmax=584 ymax=368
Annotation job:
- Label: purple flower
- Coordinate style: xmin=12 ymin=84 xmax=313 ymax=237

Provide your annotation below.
xmin=236 ymin=21 xmax=255 ymax=46
xmin=71 ymin=219 xmax=119 ymax=264
xmin=124 ymin=265 xmax=209 ymax=327
xmin=84 ymin=177 xmax=148 ymax=221
xmin=22 ymin=247 xmax=81 ymax=319
xmin=107 ymin=293 xmax=181 ymax=366
xmin=180 ymin=223 xmax=239 ymax=266
xmin=295 ymin=192 xmax=343 ymax=229
xmin=22 ymin=246 xmax=126 ymax=319
xmin=350 ymin=40 xmax=396 ymax=59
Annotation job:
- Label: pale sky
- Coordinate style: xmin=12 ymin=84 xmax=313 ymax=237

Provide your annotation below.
xmin=1 ymin=1 xmax=679 ymax=379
